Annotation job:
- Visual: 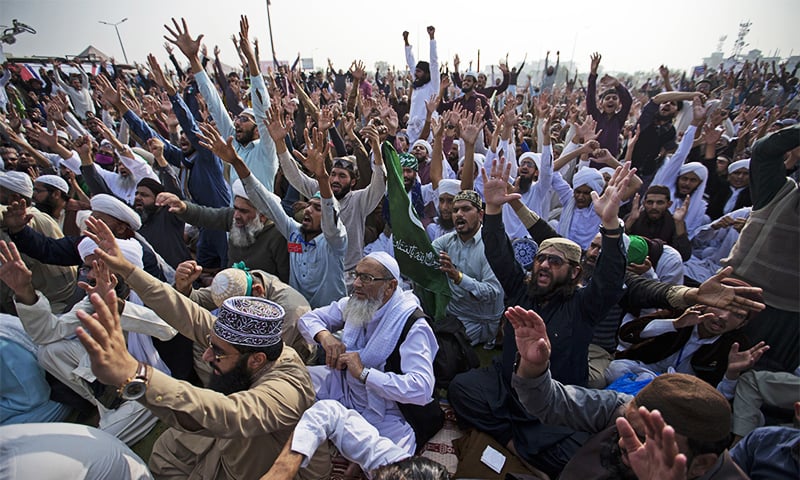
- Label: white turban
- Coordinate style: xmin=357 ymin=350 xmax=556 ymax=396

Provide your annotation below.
xmin=365 ymin=252 xmax=401 ymax=282
xmin=598 ymin=167 xmax=616 ymax=180
xmin=77 ymin=236 xmax=143 ymax=269
xmin=518 ymin=152 xmax=542 ymax=171
xmin=90 ymin=194 xmax=142 ymax=231
xmin=35 ymin=175 xmax=69 ymax=194
xmin=231 ymin=179 xmax=248 ymax=201
xmin=572 ymin=168 xmax=605 ymax=194
xmin=678 ymin=162 xmax=708 ymax=182
xmin=437 ymin=179 xmax=461 ymax=198
xmin=0 ymin=171 xmax=33 ymax=198
xmin=728 ymin=159 xmax=750 ymax=174
xmin=411 ymin=139 xmax=432 ymax=156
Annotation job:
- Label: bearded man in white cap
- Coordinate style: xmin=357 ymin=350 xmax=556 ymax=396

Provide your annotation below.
xmin=0 ymin=170 xmax=77 ymax=314
xmin=32 ymin=174 xmax=90 ymax=237
xmin=298 ymin=252 xmax=439 ymax=457
xmin=71 ymin=216 xmax=331 ymax=479
xmin=155 ymin=180 xmax=289 ymax=283
xmin=706 ymin=159 xmax=752 ymax=219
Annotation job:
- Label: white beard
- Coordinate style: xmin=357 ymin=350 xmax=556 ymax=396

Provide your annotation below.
xmin=343 ymin=293 xmax=384 ymax=329
xmin=229 ymin=215 xmax=266 ymax=247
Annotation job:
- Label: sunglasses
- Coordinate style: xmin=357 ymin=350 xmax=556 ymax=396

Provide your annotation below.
xmin=534 ymin=253 xmax=566 ymax=267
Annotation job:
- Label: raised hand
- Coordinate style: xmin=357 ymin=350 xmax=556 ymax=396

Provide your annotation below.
xmin=459 ymin=111 xmax=485 ymax=146
xmin=505 ymin=306 xmax=551 ymax=378
xmin=1 ymin=200 xmax=32 ymax=234
xmin=673 ymin=305 xmax=714 ymax=329
xmin=480 ymin=156 xmax=520 ymax=213
xmin=83 ymin=216 xmax=136 ymax=277
xmin=575 ymin=115 xmax=599 ymax=143
xmin=693 ymin=266 xmax=766 ymax=316
xmin=77 ymin=258 xmax=119 ymax=299
xmin=293 ymin=127 xmax=330 ymax=179
xmin=725 ymin=341 xmax=769 ymax=380
xmin=163 ymin=18 xmax=203 ymax=61
xmin=75 ymin=290 xmax=140 ymax=388
xmin=197 ymin=122 xmax=239 ymax=164
xmin=174 ymin=259 xmax=203 ymax=295
xmin=691 ymin=96 xmax=707 ymax=126
xmin=673 ymin=195 xmax=690 ymax=223
xmin=264 ymin=102 xmax=290 ymax=145
xmin=590 ymin=52 xmax=601 ymax=75
xmin=155 ymin=192 xmax=187 ymax=214
xmin=616 ymin=407 xmax=688 ymax=480
xmin=592 ymin=163 xmax=635 ymax=226
xmin=147 ymin=54 xmax=176 ymax=96
xmin=702 ymin=124 xmax=723 ymax=146
xmin=93 ymin=74 xmax=122 ymax=108
xmin=0 ymin=241 xmax=35 ymax=301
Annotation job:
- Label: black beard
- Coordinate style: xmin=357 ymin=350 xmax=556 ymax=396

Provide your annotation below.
xmin=438 ymin=216 xmax=454 ymax=230
xmin=35 ymin=200 xmax=54 ymax=216
xmin=208 ymin=356 xmax=252 ymax=395
xmin=526 ymin=269 xmax=578 ymax=302
xmin=518 ymin=176 xmax=534 ymax=193
xmin=137 ymin=205 xmax=156 ymax=224
xmin=412 ymin=75 xmax=430 ymax=89
xmin=655 ymin=112 xmax=674 ymax=123
xmin=333 ymin=184 xmax=351 ymax=200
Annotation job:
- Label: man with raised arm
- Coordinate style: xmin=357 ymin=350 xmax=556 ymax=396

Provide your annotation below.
xmin=198 ymin=124 xmax=347 ymax=309
xmin=165 ymin=16 xmax=279 ymax=190
xmin=403 ymin=26 xmax=440 ymax=143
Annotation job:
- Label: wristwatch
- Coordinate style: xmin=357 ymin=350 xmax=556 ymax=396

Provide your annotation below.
xmin=117 ymin=362 xmax=149 ymax=401
xmin=359 ymin=368 xmax=370 ymax=384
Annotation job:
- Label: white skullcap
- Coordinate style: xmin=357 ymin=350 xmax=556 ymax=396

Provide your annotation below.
xmin=99 ymin=139 xmax=113 ymax=149
xmin=464 ymin=71 xmax=478 ymax=80
xmin=0 ymin=171 xmax=33 ymax=198
xmin=679 ymin=162 xmax=708 ymax=182
xmin=518 ymin=152 xmax=542 ymax=171
xmin=56 ymin=130 xmax=70 ymax=141
xmin=411 ymin=139 xmax=432 ymax=156
xmin=572 ymin=167 xmax=605 ymax=193
xmin=728 ymin=159 xmax=750 ymax=174
xmin=365 ymin=252 xmax=401 ymax=282
xmin=77 ymin=236 xmax=143 ymax=269
xmin=35 ymin=175 xmax=69 ymax=194
xmin=90 ymin=194 xmax=142 ymax=231
xmin=60 ymin=156 xmax=81 ymax=175
xmin=210 ymin=268 xmax=251 ymax=307
xmin=231 ymin=179 xmax=249 ymax=201
xmin=240 ymin=107 xmax=255 ymax=119
xmin=438 ymin=179 xmax=461 ymax=198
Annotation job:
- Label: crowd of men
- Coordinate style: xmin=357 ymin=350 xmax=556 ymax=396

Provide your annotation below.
xmin=0 ymin=14 xmax=798 ymax=480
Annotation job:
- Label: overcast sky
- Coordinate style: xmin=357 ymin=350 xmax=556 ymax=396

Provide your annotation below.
xmin=3 ymin=0 xmax=797 ymax=75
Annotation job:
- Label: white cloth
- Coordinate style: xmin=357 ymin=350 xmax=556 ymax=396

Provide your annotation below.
xmin=684 ymin=207 xmax=751 ymax=283
xmin=35 ymin=175 xmax=69 ymax=194
xmin=653 ymin=244 xmax=685 ymax=286
xmin=0 ymin=423 xmax=153 ymax=479
xmin=503 ymin=145 xmax=554 ymax=239
xmin=90 ymin=153 xmax=158 ymax=205
xmin=404 ymin=40 xmax=440 ymax=143
xmin=90 ymin=194 xmax=142 ymax=231
xmin=0 ymin=171 xmax=33 ymax=197
xmin=291 ymin=400 xmax=409 ymax=472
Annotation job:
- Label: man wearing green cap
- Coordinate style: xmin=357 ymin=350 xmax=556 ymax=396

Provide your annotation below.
xmin=626 ymin=234 xmax=685 ymax=285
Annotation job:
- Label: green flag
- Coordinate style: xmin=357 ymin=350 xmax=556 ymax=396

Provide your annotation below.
xmin=382 ymin=140 xmax=451 ymax=321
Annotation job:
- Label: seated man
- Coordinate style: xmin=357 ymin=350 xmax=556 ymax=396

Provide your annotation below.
xmin=298 ymin=252 xmax=438 ymax=455
xmin=624 ymin=185 xmax=691 ymax=261
xmin=432 ymin=190 xmax=504 ymax=347
xmin=156 ymin=182 xmax=289 ymax=283
xmin=0 ymin=239 xmax=172 ymax=445
xmin=260 ymin=400 xmax=449 ymax=480
xmin=71 ymin=216 xmax=330 ymax=479
xmin=684 ymin=207 xmax=750 ymax=285
xmin=626 ymin=234 xmax=685 ymax=285
xmin=173 ymin=262 xmax=317 ymax=382
xmin=508 ymin=306 xmax=750 ymax=479
xmin=198 ymin=124 xmax=347 ymax=308
xmin=606 ymin=281 xmax=768 ymax=391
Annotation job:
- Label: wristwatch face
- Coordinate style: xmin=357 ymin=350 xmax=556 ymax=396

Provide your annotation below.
xmin=121 ymin=379 xmax=147 ymax=400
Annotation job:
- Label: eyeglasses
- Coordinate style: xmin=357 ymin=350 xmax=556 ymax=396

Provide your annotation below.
xmin=205 ymin=334 xmax=241 ymax=362
xmin=534 ymin=253 xmax=566 ymax=267
xmin=348 ymin=270 xmax=393 ymax=285
xmin=234 ymin=115 xmax=255 ymax=124
xmin=519 ymin=160 xmax=537 ymax=168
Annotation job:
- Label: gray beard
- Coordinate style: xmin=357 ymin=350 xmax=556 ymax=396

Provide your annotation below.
xmin=229 ymin=216 xmax=266 ymax=247
xmin=343 ymin=294 xmax=384 ymax=329
xmin=118 ymin=174 xmax=137 ymax=192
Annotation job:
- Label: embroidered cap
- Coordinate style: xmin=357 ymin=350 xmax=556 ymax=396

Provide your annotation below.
xmin=213 ymin=297 xmax=285 ymax=348
xmin=453 ymin=190 xmax=483 ymax=210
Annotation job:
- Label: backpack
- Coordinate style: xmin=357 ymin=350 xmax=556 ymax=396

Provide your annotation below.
xmin=431 ymin=314 xmax=480 ymax=389
xmin=384 ymin=309 xmax=445 ymax=453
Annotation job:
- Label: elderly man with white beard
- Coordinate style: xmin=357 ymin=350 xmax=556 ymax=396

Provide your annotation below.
xmin=298 ymin=252 xmax=438 ymax=457
xmin=155 ymin=182 xmax=290 ymax=283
